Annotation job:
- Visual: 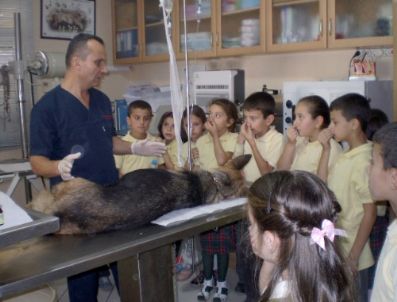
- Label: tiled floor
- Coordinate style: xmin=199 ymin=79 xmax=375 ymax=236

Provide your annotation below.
xmin=4 ymin=263 xmax=247 ymax=302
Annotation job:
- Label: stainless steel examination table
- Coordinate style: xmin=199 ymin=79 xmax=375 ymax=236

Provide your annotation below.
xmin=0 ymin=205 xmax=245 ymax=301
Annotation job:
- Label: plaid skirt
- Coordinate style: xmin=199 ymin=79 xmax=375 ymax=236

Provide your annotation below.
xmin=200 ymin=223 xmax=236 ymax=255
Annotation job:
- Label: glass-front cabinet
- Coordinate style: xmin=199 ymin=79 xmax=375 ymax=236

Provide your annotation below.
xmin=266 ymin=0 xmax=327 ymax=52
xmin=112 ymin=0 xmax=174 ymax=63
xmin=218 ymin=0 xmax=265 ymax=56
xmin=112 ymin=0 xmax=140 ymax=63
xmin=176 ymin=0 xmax=216 ymax=59
xmin=142 ymin=1 xmax=171 ymax=61
xmin=175 ymin=0 xmax=265 ymax=58
xmin=111 ymin=0 xmax=393 ymax=63
xmin=328 ymin=0 xmax=393 ymax=48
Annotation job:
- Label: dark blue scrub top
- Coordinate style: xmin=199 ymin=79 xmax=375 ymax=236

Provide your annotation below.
xmin=30 ymin=85 xmax=119 ymax=187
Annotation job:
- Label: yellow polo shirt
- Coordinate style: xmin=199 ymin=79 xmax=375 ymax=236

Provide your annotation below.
xmin=114 ymin=132 xmax=164 ymax=175
xmin=195 ymin=132 xmax=238 ymax=171
xmin=371 ymin=220 xmax=397 ymax=302
xmin=234 ymin=127 xmax=284 ymax=183
xmin=167 ymin=139 xmax=180 ymax=168
xmin=180 ymin=141 xmax=198 ymax=169
xmin=328 ymin=142 xmax=374 ymax=270
xmin=290 ymin=137 xmax=342 ymax=174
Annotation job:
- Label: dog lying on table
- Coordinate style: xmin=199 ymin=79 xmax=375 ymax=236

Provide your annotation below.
xmin=30 ymin=155 xmax=251 ymax=235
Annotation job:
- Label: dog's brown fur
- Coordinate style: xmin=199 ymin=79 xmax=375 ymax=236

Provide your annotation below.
xmin=31 ymin=155 xmax=251 ymax=235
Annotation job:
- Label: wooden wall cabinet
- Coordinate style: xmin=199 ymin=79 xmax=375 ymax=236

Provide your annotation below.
xmin=112 ymin=0 xmax=176 ymax=64
xmin=175 ymin=0 xmax=217 ymax=59
xmin=216 ymin=0 xmax=266 ymax=57
xmin=328 ymin=0 xmax=393 ymax=48
xmin=266 ymin=0 xmax=393 ymax=53
xmin=112 ymin=0 xmax=393 ymax=64
xmin=112 ymin=0 xmax=140 ymax=64
xmin=174 ymin=0 xmax=265 ymax=59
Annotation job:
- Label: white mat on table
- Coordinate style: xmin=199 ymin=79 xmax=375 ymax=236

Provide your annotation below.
xmin=151 ymin=197 xmax=247 ymax=227
xmin=0 ymin=191 xmax=33 ymax=230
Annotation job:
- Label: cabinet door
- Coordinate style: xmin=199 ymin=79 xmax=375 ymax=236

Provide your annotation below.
xmin=112 ymin=0 xmax=141 ymax=64
xmin=176 ymin=0 xmax=216 ymax=59
xmin=217 ymin=0 xmax=265 ymax=56
xmin=328 ymin=0 xmax=393 ymax=48
xmin=266 ymin=0 xmax=327 ymax=52
xmin=141 ymin=0 xmax=171 ymax=62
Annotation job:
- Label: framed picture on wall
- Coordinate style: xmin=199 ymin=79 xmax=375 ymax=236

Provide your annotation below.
xmin=41 ymin=0 xmax=95 ymax=40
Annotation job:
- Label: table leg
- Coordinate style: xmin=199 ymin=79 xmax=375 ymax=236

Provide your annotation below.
xmin=118 ymin=244 xmax=175 ymax=302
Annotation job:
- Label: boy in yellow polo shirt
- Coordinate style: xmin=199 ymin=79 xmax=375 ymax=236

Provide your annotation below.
xmin=234 ymin=91 xmax=284 ymax=184
xmin=114 ymin=100 xmax=170 ymax=175
xmin=318 ymin=93 xmax=376 ymax=302
xmin=233 ymin=91 xmax=283 ymax=300
xmin=369 ymin=122 xmax=397 ymax=302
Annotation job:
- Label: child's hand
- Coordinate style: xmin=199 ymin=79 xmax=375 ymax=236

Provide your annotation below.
xmin=286 ymin=127 xmax=298 ymax=144
xmin=162 ymin=150 xmax=170 ymax=159
xmin=241 ymin=122 xmax=255 ymax=144
xmin=237 ymin=122 xmax=248 ymax=144
xmin=318 ymin=128 xmax=332 ymax=150
xmin=347 ymin=254 xmax=358 ymax=276
xmin=191 ymin=147 xmax=199 ymax=160
xmin=205 ymin=119 xmax=218 ymax=137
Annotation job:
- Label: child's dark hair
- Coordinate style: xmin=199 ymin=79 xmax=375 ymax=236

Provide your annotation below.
xmin=330 ymin=93 xmax=370 ymax=132
xmin=373 ymin=122 xmax=397 ymax=169
xmin=242 ymin=91 xmax=275 ymax=119
xmin=366 ymin=108 xmax=389 ymax=140
xmin=181 ymin=105 xmax=207 ymax=142
xmin=127 ymin=100 xmax=153 ymax=117
xmin=298 ymin=95 xmax=330 ymax=129
xmin=209 ymin=98 xmax=238 ymax=132
xmin=248 ymin=170 xmax=354 ymax=302
xmin=157 ymin=111 xmax=173 ymax=139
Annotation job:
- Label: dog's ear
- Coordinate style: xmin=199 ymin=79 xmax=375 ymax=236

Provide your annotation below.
xmin=231 ymin=154 xmax=252 ymax=170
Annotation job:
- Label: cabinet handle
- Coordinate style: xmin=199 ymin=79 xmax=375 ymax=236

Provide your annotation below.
xmin=328 ymin=18 xmax=333 ymax=36
xmin=319 ymin=19 xmax=323 ymax=37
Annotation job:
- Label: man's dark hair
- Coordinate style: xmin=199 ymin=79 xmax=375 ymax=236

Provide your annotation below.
xmin=65 ymin=33 xmax=105 ymax=68
xmin=330 ymin=93 xmax=371 ymax=132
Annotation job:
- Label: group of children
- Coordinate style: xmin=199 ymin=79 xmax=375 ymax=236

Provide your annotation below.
xmin=115 ymin=91 xmax=395 ymax=302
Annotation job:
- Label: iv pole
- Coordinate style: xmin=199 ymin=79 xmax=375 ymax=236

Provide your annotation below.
xmin=14 ymin=12 xmax=28 ymax=159
xmin=13 ymin=12 xmax=31 ymax=201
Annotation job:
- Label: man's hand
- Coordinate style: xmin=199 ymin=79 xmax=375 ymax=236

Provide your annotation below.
xmin=57 ymin=152 xmax=81 ymax=181
xmin=131 ymin=140 xmax=166 ymax=157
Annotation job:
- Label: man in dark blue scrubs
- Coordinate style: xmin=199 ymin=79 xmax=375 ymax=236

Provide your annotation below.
xmin=29 ymin=33 xmax=166 ymax=302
